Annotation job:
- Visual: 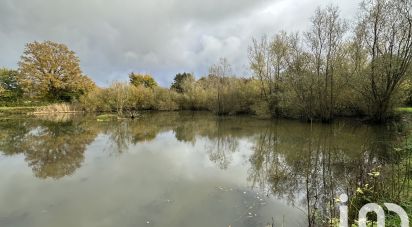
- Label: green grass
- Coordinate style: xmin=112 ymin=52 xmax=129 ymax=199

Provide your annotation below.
xmin=0 ymin=106 xmax=40 ymax=115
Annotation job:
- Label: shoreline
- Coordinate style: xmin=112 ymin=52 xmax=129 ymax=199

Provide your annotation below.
xmin=1 ymin=105 xmax=409 ymax=125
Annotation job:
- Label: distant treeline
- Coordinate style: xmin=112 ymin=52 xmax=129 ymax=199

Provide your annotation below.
xmin=1 ymin=0 xmax=412 ymax=122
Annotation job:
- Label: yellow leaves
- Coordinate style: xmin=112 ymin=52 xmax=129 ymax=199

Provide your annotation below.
xmin=18 ymin=40 xmax=92 ymax=101
xmin=129 ymin=73 xmax=158 ymax=89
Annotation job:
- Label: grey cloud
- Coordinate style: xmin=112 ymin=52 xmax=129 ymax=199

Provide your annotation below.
xmin=0 ymin=0 xmax=359 ymax=86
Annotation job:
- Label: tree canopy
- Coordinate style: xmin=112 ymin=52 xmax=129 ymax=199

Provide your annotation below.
xmin=129 ymin=73 xmax=158 ymax=88
xmin=0 ymin=68 xmax=23 ymax=103
xmin=18 ymin=41 xmax=95 ymax=101
xmin=170 ymin=72 xmax=195 ymax=93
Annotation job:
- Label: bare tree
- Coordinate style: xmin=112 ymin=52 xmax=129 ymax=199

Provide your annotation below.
xmin=209 ymin=58 xmax=232 ymax=115
xmin=109 ymin=82 xmax=131 ymax=116
xmin=286 ymin=33 xmax=317 ymax=121
xmin=357 ymin=0 xmax=412 ymax=121
xmin=249 ymin=36 xmax=272 ymax=103
xmin=249 ymin=32 xmax=290 ymax=116
xmin=305 ymin=5 xmax=347 ymax=121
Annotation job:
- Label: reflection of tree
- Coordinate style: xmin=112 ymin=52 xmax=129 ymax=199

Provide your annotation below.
xmin=0 ymin=118 xmax=31 ymax=155
xmin=249 ymin=127 xmax=300 ymax=201
xmin=174 ymin=123 xmax=196 ymax=143
xmin=0 ymin=117 xmax=98 ymax=179
xmin=106 ymin=121 xmax=132 ymax=153
xmin=24 ymin=120 xmax=97 ymax=179
xmin=101 ymin=112 xmax=242 ymax=169
xmin=1 ymin=110 xmax=405 ymax=220
xmin=206 ymin=135 xmax=239 ymax=169
xmin=99 ymin=113 xmax=177 ymax=152
xmin=202 ymin=119 xmax=242 ymax=169
xmin=247 ymin=121 xmax=399 ymax=226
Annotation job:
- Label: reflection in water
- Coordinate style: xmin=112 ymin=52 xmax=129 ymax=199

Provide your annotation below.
xmin=247 ymin=121 xmax=401 ymax=226
xmin=0 ymin=112 xmax=408 ymax=226
xmin=205 ymin=120 xmax=239 ymax=170
xmin=0 ymin=115 xmax=98 ymax=179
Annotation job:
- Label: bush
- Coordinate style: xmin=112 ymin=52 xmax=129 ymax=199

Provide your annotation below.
xmin=152 ymin=88 xmax=179 ymax=111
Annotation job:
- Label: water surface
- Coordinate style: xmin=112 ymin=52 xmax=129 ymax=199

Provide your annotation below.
xmin=0 ymin=112 xmax=401 ymax=227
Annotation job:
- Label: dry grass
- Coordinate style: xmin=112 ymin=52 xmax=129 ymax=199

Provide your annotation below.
xmin=32 ymin=103 xmax=81 ymax=114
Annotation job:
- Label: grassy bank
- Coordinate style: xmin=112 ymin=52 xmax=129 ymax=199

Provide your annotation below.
xmin=0 ymin=106 xmax=41 ymax=115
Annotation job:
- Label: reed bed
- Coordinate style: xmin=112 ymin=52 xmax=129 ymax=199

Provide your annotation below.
xmin=32 ymin=103 xmax=82 ymax=114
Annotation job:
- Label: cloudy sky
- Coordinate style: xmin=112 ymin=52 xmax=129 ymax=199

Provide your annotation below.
xmin=0 ymin=0 xmax=360 ymax=87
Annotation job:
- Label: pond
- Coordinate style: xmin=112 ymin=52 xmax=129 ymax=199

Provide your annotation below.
xmin=0 ymin=112 xmax=408 ymax=227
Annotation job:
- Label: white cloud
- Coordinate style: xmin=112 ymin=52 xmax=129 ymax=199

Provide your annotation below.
xmin=0 ymin=0 xmax=360 ymax=87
